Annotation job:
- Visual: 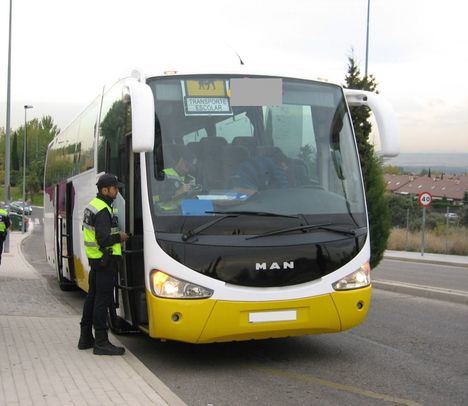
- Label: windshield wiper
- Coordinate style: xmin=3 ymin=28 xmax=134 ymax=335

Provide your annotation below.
xmin=181 ymin=214 xmax=238 ymax=241
xmin=246 ymin=223 xmax=366 ymax=240
xmin=181 ymin=211 xmax=298 ymax=242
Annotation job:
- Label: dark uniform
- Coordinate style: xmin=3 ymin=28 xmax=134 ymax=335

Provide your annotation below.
xmin=78 ymin=174 xmax=126 ymax=355
xmin=0 ymin=207 xmax=11 ymax=265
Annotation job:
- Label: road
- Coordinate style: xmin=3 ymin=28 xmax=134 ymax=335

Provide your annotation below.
xmin=24 ymin=208 xmax=468 ymax=406
xmin=373 ymin=258 xmax=468 ymax=291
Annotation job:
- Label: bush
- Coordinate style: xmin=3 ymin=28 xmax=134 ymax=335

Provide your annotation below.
xmin=387 ymin=194 xmax=412 ymax=228
xmin=388 ymin=227 xmax=468 ymax=255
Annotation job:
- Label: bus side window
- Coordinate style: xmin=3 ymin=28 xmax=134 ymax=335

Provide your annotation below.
xmin=98 ymin=83 xmax=132 ymax=177
xmin=103 ymin=139 xmax=111 ymax=173
xmin=76 ymin=98 xmax=99 ymax=173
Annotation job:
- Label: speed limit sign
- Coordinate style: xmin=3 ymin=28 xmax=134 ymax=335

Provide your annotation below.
xmin=418 ymin=192 xmax=432 ymax=207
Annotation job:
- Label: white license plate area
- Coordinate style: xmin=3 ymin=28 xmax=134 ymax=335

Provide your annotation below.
xmin=248 ymin=310 xmax=297 ymax=323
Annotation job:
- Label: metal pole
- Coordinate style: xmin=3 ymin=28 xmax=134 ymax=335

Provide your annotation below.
xmin=405 ymin=208 xmax=410 ymax=250
xmin=4 ymin=0 xmax=13 ymax=252
xmin=445 ymin=206 xmax=449 ymax=254
xmin=421 ymin=207 xmax=426 ymax=256
xmin=22 ymin=109 xmax=27 ymax=233
xmin=22 ymin=105 xmax=33 ymax=233
xmin=365 ymin=0 xmax=371 ymax=77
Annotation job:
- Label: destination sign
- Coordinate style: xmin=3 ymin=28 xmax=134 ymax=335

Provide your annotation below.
xmin=182 ymin=79 xmax=232 ymax=116
xmin=184 ymin=97 xmax=232 ymax=116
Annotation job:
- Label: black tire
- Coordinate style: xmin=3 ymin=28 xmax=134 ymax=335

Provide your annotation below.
xmin=56 ymin=260 xmax=76 ymax=291
xmin=59 ymin=279 xmax=77 ymax=291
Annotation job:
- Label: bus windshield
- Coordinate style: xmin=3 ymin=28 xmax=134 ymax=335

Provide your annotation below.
xmin=146 ymin=75 xmax=366 ymax=233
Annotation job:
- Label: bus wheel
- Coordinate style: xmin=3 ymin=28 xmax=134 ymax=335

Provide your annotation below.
xmin=59 ymin=279 xmax=76 ymax=291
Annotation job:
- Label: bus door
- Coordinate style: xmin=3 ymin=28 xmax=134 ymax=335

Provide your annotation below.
xmin=110 ymin=133 xmax=146 ymax=331
xmin=55 ymin=181 xmax=75 ymax=290
xmin=99 ymin=83 xmax=146 ymax=332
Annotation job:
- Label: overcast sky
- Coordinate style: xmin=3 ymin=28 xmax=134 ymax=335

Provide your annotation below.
xmin=1 ymin=0 xmax=467 ymax=153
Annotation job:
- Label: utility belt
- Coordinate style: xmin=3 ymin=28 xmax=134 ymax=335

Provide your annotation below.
xmin=89 ymin=247 xmax=122 ymax=269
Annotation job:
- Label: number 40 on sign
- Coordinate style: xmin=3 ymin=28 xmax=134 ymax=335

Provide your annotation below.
xmin=418 ymin=192 xmax=432 ymax=207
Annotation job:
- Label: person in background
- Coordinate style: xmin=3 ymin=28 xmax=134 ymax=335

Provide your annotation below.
xmin=78 ymin=173 xmax=129 ymax=355
xmin=0 ymin=205 xmax=11 ymax=266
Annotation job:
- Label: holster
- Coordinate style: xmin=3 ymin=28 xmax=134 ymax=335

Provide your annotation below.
xmin=99 ymin=248 xmax=112 ymax=267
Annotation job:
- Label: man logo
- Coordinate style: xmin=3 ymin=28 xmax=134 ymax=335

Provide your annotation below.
xmin=255 ymin=262 xmax=294 ymax=271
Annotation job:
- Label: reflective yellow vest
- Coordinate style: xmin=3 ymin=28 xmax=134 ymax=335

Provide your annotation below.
xmin=0 ymin=208 xmax=8 ymax=233
xmin=155 ymin=168 xmax=196 ymax=211
xmin=82 ymin=197 xmax=122 ymax=259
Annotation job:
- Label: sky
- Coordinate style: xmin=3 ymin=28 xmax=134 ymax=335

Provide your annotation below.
xmin=0 ymin=0 xmax=467 ymax=154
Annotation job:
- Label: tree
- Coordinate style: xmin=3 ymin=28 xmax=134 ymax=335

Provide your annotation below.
xmin=1 ymin=116 xmax=59 ymax=197
xmin=383 ymin=165 xmax=402 ymax=175
xmin=387 ymin=194 xmax=411 ymax=228
xmin=461 ymin=205 xmax=468 ymax=227
xmin=12 ymin=131 xmax=19 ymax=171
xmin=344 ymin=56 xmax=391 ymax=268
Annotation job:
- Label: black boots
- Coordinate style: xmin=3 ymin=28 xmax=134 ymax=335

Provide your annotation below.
xmin=78 ymin=325 xmax=94 ymax=350
xmin=78 ymin=326 xmax=125 ymax=355
xmin=93 ymin=329 xmax=125 ymax=356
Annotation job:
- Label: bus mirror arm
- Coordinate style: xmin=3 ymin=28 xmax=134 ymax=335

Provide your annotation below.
xmin=344 ymin=89 xmax=400 ymax=157
xmin=154 ymin=131 xmax=165 ymax=181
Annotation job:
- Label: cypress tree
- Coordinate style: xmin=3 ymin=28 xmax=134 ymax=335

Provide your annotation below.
xmin=12 ymin=131 xmax=19 ymax=171
xmin=344 ymin=56 xmax=391 ymax=268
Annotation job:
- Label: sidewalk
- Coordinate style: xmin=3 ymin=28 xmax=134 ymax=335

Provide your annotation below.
xmin=384 ymin=250 xmax=468 ymax=267
xmin=0 ymin=231 xmax=186 ymax=406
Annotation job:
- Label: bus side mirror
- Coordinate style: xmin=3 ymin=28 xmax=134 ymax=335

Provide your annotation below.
xmin=344 ymin=89 xmax=400 ymax=157
xmin=128 ymin=80 xmax=155 ymax=152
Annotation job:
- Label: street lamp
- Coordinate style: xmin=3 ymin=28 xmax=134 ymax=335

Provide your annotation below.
xmin=365 ymin=0 xmax=371 ymax=77
xmin=22 ymin=105 xmax=33 ymax=233
xmin=3 ymin=0 xmax=13 ymax=252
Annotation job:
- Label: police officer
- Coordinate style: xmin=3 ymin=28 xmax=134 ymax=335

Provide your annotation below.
xmin=78 ymin=174 xmax=129 ymax=355
xmin=0 ymin=205 xmax=11 ymax=265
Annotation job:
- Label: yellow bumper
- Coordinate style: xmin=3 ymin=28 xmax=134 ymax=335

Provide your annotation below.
xmin=146 ymin=286 xmax=372 ymax=343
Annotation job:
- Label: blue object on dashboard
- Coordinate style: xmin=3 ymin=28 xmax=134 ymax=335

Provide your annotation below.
xmin=181 ymin=199 xmax=214 ymax=216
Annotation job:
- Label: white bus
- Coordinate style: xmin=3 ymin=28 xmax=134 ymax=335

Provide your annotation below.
xmin=44 ymin=67 xmax=399 ymax=343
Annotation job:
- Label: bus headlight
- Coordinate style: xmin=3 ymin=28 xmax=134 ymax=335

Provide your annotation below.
xmin=332 ymin=262 xmax=371 ymax=291
xmin=150 ymin=270 xmax=214 ymax=299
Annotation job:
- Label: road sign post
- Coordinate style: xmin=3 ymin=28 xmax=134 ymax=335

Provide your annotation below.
xmin=418 ymin=192 xmax=432 ymax=256
xmin=421 ymin=206 xmax=426 ymax=256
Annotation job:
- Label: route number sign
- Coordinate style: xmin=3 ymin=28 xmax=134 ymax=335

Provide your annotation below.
xmin=418 ymin=192 xmax=432 ymax=207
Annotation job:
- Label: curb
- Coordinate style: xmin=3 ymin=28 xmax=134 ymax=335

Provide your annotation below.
xmin=373 ymin=280 xmax=468 ymax=305
xmin=111 ymin=335 xmax=187 ymax=406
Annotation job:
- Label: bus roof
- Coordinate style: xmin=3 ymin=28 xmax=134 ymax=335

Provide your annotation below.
xmin=136 ymin=64 xmax=340 ymax=88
